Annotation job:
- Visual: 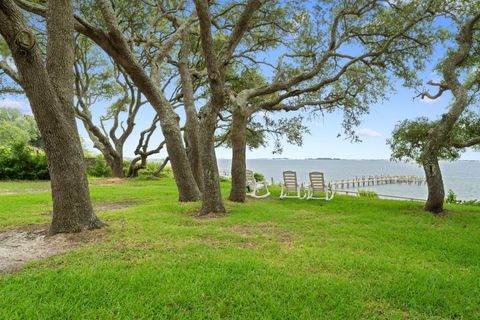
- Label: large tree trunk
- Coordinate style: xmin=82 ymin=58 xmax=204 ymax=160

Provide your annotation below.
xmin=115 ymin=64 xmax=200 ymax=202
xmin=102 ymin=58 xmax=201 ymax=201
xmin=422 ymin=154 xmax=445 ymax=213
xmin=198 ymin=117 xmax=226 ymax=215
xmin=162 ymin=113 xmax=201 ymax=201
xmin=43 ymin=0 xmax=103 ymax=234
xmin=184 ymin=106 xmax=204 ymax=192
xmin=419 ymin=15 xmax=479 ymax=214
xmin=127 ymin=156 xmax=144 ymax=177
xmin=47 ymin=126 xmax=103 ymax=234
xmin=110 ymin=156 xmax=124 ymax=178
xmin=112 ymin=67 xmax=200 ymax=200
xmin=179 ymin=30 xmax=204 ymax=192
xmin=228 ymin=109 xmax=248 ymax=202
xmin=84 ymin=0 xmax=201 ymax=201
xmin=96 ymin=149 xmax=124 ymax=178
xmin=0 ymin=0 xmax=103 ymax=234
xmin=192 ymin=0 xmax=261 ymax=213
xmin=101 ymin=149 xmax=124 ymax=178
xmin=111 ymin=144 xmax=124 ymax=178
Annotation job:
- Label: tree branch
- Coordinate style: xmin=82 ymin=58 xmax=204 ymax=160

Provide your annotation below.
xmin=0 ymin=59 xmax=20 ymax=84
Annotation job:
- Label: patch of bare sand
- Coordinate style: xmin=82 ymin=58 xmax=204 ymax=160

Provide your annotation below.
xmin=41 ymin=201 xmax=137 ymax=216
xmin=91 ymin=178 xmax=132 ymax=186
xmin=95 ymin=201 xmax=136 ymax=212
xmin=232 ymin=223 xmax=293 ymax=244
xmin=0 ymin=224 xmax=103 ymax=274
xmin=0 ymin=189 xmax=51 ymax=196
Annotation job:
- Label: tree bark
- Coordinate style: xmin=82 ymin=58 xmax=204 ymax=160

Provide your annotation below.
xmin=420 ymin=14 xmax=479 ymax=214
xmin=184 ymin=112 xmax=204 ymax=190
xmin=193 ymin=0 xmax=262 ymax=214
xmin=107 ymin=48 xmax=200 ymax=201
xmin=160 ymin=115 xmax=201 ymax=201
xmin=198 ymin=116 xmax=226 ymax=214
xmin=95 ymin=145 xmax=124 ymax=178
xmin=179 ymin=30 xmax=204 ymax=191
xmin=422 ymin=154 xmax=445 ymax=213
xmin=127 ymin=156 xmax=145 ymax=177
xmin=88 ymin=0 xmax=201 ymax=201
xmin=0 ymin=0 xmax=103 ymax=234
xmin=228 ymin=108 xmax=248 ymax=202
xmin=109 ymin=156 xmax=124 ymax=178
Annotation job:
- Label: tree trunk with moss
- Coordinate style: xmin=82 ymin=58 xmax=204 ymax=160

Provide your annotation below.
xmin=109 ymin=155 xmax=124 ymax=178
xmin=422 ymin=154 xmax=445 ymax=213
xmin=420 ymin=14 xmax=479 ymax=214
xmin=228 ymin=108 xmax=248 ymax=203
xmin=179 ymin=30 xmax=204 ymax=192
xmin=198 ymin=113 xmax=226 ymax=214
xmin=0 ymin=0 xmax=103 ymax=234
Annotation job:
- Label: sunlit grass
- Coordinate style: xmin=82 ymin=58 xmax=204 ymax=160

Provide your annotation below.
xmin=0 ymin=178 xmax=479 ymax=319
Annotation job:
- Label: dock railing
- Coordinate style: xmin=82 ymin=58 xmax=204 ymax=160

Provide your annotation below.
xmin=331 ymin=175 xmax=425 ymax=190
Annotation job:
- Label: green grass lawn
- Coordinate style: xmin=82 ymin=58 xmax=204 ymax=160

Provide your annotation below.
xmin=0 ymin=178 xmax=479 ymax=319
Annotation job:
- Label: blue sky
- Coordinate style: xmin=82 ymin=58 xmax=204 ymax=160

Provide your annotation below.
xmin=232 ymin=85 xmax=458 ymax=160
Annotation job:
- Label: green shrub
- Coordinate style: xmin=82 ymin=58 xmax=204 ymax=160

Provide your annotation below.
xmin=219 ymin=175 xmax=231 ymax=182
xmin=87 ymin=155 xmax=112 ymax=177
xmin=122 ymin=159 xmax=132 ymax=175
xmin=358 ymin=189 xmax=378 ymax=198
xmin=0 ymin=142 xmax=49 ymax=180
xmin=155 ymin=165 xmax=173 ymax=179
xmin=137 ymin=162 xmax=173 ymax=180
xmin=254 ymin=172 xmax=265 ymax=182
xmin=445 ymin=189 xmax=458 ymax=204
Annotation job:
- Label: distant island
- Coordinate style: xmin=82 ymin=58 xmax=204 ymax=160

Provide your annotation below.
xmin=270 ymin=157 xmax=342 ymax=160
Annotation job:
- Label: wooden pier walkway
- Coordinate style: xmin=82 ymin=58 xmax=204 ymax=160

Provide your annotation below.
xmin=331 ymin=175 xmax=425 ymax=190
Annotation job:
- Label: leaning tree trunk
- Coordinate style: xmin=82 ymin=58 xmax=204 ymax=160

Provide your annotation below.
xmin=127 ymin=156 xmax=145 ymax=177
xmin=184 ymin=104 xmax=204 ymax=192
xmin=87 ymin=0 xmax=201 ymax=201
xmin=0 ymin=0 xmax=103 ymax=234
xmin=98 ymin=150 xmax=124 ymax=178
xmin=47 ymin=120 xmax=103 ymax=234
xmin=161 ymin=112 xmax=202 ymax=201
xmin=228 ymin=109 xmax=248 ymax=202
xmin=419 ymin=14 xmax=478 ymax=214
xmin=192 ymin=0 xmax=261 ymax=213
xmin=109 ymin=145 xmax=124 ymax=178
xmin=198 ymin=116 xmax=226 ymax=215
xmin=179 ymin=30 xmax=204 ymax=192
xmin=108 ymin=67 xmax=201 ymax=201
xmin=118 ymin=68 xmax=201 ymax=201
xmin=422 ymin=154 xmax=445 ymax=213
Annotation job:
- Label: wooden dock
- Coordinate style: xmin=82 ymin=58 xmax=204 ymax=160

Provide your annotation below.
xmin=331 ymin=175 xmax=425 ymax=190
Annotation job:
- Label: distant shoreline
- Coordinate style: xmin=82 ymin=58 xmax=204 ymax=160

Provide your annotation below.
xmin=127 ymin=157 xmax=480 ymax=162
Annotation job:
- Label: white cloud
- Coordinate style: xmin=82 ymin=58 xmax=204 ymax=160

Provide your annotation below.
xmin=357 ymin=128 xmax=382 ymax=137
xmin=0 ymin=98 xmax=31 ymax=112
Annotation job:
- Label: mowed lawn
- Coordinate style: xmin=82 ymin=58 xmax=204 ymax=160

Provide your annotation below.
xmin=0 ymin=178 xmax=479 ymax=319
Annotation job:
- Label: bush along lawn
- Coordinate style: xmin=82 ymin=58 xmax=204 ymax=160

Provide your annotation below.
xmin=0 ymin=178 xmax=479 ymax=319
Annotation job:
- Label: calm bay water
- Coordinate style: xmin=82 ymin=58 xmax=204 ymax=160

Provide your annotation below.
xmin=217 ymin=159 xmax=480 ymax=200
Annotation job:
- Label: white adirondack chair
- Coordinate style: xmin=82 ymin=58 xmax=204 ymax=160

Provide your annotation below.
xmin=280 ymin=170 xmax=303 ymax=199
xmin=246 ymin=170 xmax=270 ymax=198
xmin=305 ymin=171 xmax=334 ymax=200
